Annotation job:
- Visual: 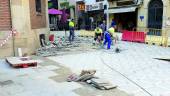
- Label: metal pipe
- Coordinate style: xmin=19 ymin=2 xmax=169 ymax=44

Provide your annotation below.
xmin=9 ymin=0 xmax=15 ymax=56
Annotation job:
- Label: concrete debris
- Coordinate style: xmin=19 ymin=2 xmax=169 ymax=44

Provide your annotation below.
xmin=67 ymin=70 xmax=96 ymax=82
xmin=0 ymin=80 xmax=13 ymax=86
xmin=87 ymin=78 xmax=117 ymax=90
xmin=77 ymin=70 xmax=96 ymax=82
xmin=36 ymin=37 xmax=95 ymax=57
xmin=67 ymin=70 xmax=117 ymax=90
xmin=67 ymin=74 xmax=79 ymax=82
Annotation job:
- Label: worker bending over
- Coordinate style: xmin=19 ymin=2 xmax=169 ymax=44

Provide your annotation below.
xmin=94 ymin=27 xmax=103 ymax=44
xmin=103 ymin=31 xmax=112 ymax=49
xmin=108 ymin=27 xmax=117 ymax=44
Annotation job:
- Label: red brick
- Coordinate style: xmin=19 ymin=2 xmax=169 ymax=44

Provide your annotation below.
xmin=29 ymin=0 xmax=47 ymax=29
xmin=0 ymin=0 xmax=12 ymax=31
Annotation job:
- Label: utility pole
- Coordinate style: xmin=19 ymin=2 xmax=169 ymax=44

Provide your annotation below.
xmin=105 ymin=0 xmax=109 ymax=29
xmin=9 ymin=0 xmax=15 ymax=56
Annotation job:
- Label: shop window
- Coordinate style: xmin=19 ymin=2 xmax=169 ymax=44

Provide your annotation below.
xmin=35 ymin=0 xmax=42 ymax=13
xmin=96 ymin=0 xmax=104 ymax=2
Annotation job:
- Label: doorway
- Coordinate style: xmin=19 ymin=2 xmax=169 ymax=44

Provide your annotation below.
xmin=148 ymin=0 xmax=163 ymax=29
xmin=114 ymin=11 xmax=137 ymax=32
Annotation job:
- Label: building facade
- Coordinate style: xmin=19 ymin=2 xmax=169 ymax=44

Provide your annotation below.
xmin=76 ymin=0 xmax=107 ymax=30
xmin=76 ymin=0 xmax=85 ymax=29
xmin=0 ymin=0 xmax=49 ymax=57
xmin=107 ymin=0 xmax=170 ymax=34
xmin=137 ymin=0 xmax=170 ymax=32
xmin=0 ymin=0 xmax=11 ymax=31
xmin=106 ymin=0 xmax=142 ymax=32
xmin=58 ymin=0 xmax=76 ymax=19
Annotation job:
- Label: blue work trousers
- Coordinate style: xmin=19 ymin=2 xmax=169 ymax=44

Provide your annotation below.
xmin=103 ymin=32 xmax=112 ymax=49
xmin=69 ymin=27 xmax=74 ymax=42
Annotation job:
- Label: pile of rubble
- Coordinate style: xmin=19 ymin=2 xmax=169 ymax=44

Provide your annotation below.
xmin=36 ymin=36 xmax=95 ymax=57
xmin=67 ymin=70 xmax=117 ymax=90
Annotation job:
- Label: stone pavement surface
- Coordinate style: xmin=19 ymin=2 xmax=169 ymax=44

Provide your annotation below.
xmin=48 ymin=41 xmax=170 ymax=96
xmin=1 ymin=30 xmax=170 ymax=96
xmin=0 ymin=56 xmax=130 ymax=96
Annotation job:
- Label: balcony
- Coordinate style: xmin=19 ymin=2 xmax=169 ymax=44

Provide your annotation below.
xmin=117 ymin=0 xmax=135 ymax=6
xmin=108 ymin=0 xmax=142 ymax=7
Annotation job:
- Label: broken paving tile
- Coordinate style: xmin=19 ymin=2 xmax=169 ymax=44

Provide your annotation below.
xmin=0 ymin=80 xmax=13 ymax=86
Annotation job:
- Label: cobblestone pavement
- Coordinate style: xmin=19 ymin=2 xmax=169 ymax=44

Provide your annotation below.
xmin=48 ymin=41 xmax=170 ymax=96
xmin=0 ymin=55 xmax=130 ymax=96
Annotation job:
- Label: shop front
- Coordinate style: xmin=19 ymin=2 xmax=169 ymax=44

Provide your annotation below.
xmin=107 ymin=6 xmax=138 ymax=32
xmin=106 ymin=0 xmax=143 ymax=32
xmin=76 ymin=1 xmax=86 ymax=30
xmin=85 ymin=2 xmax=105 ymax=30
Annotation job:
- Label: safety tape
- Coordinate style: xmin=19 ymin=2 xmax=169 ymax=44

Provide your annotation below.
xmin=0 ymin=29 xmax=17 ymax=47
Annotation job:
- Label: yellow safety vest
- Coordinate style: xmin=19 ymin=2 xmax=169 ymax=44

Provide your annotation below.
xmin=95 ymin=28 xmax=102 ymax=34
xmin=69 ymin=21 xmax=74 ymax=27
xmin=108 ymin=27 xmax=115 ymax=36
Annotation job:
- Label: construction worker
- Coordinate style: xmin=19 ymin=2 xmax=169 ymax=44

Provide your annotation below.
xmin=108 ymin=27 xmax=117 ymax=44
xmin=111 ymin=18 xmax=116 ymax=29
xmin=94 ymin=27 xmax=103 ymax=44
xmin=103 ymin=31 xmax=112 ymax=49
xmin=69 ymin=19 xmax=75 ymax=42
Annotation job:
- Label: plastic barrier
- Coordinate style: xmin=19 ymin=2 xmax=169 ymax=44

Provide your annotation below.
xmin=145 ymin=35 xmax=167 ymax=46
xmin=121 ymin=30 xmax=133 ymax=41
xmin=122 ymin=30 xmax=146 ymax=43
xmin=133 ymin=31 xmax=146 ymax=43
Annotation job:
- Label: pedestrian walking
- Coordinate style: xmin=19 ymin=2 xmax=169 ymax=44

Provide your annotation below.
xmin=69 ymin=19 xmax=75 ymax=43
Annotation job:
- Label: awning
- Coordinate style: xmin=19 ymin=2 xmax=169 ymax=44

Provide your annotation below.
xmin=105 ymin=6 xmax=137 ymax=14
xmin=48 ymin=8 xmax=62 ymax=15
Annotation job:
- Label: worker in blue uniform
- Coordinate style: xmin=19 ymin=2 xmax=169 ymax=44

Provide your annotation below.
xmin=103 ymin=31 xmax=112 ymax=49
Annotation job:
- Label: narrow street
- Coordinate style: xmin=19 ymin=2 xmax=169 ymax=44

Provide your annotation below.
xmin=1 ymin=0 xmax=170 ymax=96
xmin=1 ymin=37 xmax=170 ymax=96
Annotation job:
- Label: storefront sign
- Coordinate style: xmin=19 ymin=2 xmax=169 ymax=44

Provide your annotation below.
xmin=86 ymin=3 xmax=103 ymax=11
xmin=78 ymin=4 xmax=85 ymax=11
xmin=140 ymin=16 xmax=144 ymax=21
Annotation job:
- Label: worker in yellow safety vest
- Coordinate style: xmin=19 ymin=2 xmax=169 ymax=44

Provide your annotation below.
xmin=94 ymin=27 xmax=103 ymax=44
xmin=108 ymin=27 xmax=117 ymax=44
xmin=69 ymin=19 xmax=75 ymax=42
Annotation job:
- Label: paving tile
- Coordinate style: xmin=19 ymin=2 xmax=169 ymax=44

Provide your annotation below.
xmin=48 ymin=41 xmax=170 ymax=96
xmin=43 ymin=65 xmax=60 ymax=71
